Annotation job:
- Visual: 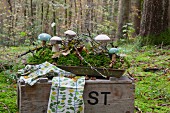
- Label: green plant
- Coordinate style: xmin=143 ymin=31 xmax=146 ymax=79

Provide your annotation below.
xmin=122 ymin=23 xmax=135 ymax=40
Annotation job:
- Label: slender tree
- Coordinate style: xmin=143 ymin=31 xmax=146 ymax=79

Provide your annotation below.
xmin=133 ymin=0 xmax=142 ymax=35
xmin=65 ymin=0 xmax=68 ymax=27
xmin=52 ymin=0 xmax=56 ymax=35
xmin=0 ymin=1 xmax=4 ymax=34
xmin=168 ymin=0 xmax=170 ymax=28
xmin=41 ymin=1 xmax=44 ymax=32
xmin=116 ymin=0 xmax=131 ymax=38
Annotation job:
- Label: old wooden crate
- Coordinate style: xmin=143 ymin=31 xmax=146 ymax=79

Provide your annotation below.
xmin=17 ymin=76 xmax=134 ymax=113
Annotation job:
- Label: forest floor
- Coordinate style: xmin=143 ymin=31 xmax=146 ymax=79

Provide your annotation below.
xmin=0 ymin=45 xmax=170 ymax=113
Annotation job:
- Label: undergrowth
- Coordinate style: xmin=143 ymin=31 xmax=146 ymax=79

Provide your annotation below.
xmin=139 ymin=29 xmax=170 ymax=46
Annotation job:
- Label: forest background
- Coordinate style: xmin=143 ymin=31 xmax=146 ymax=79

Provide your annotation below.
xmin=0 ymin=0 xmax=170 ymax=46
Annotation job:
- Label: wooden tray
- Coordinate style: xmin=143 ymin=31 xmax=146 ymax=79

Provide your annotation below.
xmin=58 ymin=66 xmax=125 ymax=78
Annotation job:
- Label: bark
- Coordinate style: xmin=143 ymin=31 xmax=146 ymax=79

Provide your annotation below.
xmin=85 ymin=0 xmax=94 ymax=32
xmin=65 ymin=0 xmax=68 ymax=27
xmin=102 ymin=0 xmax=108 ymax=21
xmin=52 ymin=0 xmax=56 ymax=35
xmin=85 ymin=0 xmax=91 ymax=31
xmin=91 ymin=0 xmax=94 ymax=32
xmin=168 ymin=0 xmax=170 ymax=28
xmin=116 ymin=0 xmax=131 ymax=38
xmin=133 ymin=0 xmax=141 ymax=35
xmin=30 ymin=0 xmax=33 ymax=23
xmin=140 ymin=0 xmax=169 ymax=36
xmin=30 ymin=0 xmax=37 ymax=42
xmin=109 ymin=0 xmax=115 ymax=21
xmin=45 ymin=4 xmax=49 ymax=20
xmin=79 ymin=0 xmax=83 ymax=32
xmin=7 ymin=0 xmax=13 ymax=35
xmin=41 ymin=2 xmax=44 ymax=32
xmin=44 ymin=2 xmax=51 ymax=34
xmin=74 ymin=0 xmax=79 ymax=32
xmin=68 ymin=0 xmax=73 ymax=28
xmin=0 ymin=1 xmax=4 ymax=34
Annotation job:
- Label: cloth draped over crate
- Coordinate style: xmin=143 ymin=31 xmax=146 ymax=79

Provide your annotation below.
xmin=17 ymin=62 xmax=85 ymax=113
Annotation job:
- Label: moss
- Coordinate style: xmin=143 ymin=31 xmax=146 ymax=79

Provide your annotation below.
xmin=27 ymin=47 xmax=53 ymax=64
xmin=27 ymin=47 xmax=129 ymax=69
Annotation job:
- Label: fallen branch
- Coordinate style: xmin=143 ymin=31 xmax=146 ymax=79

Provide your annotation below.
xmin=17 ymin=45 xmax=52 ymax=58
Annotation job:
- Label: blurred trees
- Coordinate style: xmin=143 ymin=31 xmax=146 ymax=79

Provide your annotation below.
xmin=0 ymin=0 xmax=120 ymax=46
xmin=0 ymin=0 xmax=169 ymax=46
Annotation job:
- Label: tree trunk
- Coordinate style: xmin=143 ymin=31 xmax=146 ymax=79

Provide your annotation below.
xmin=65 ymin=0 xmax=68 ymax=27
xmin=41 ymin=2 xmax=44 ymax=32
xmin=52 ymin=0 xmax=56 ymax=35
xmin=7 ymin=0 xmax=13 ymax=35
xmin=168 ymin=0 xmax=170 ymax=28
xmin=116 ymin=0 xmax=131 ymax=38
xmin=140 ymin=0 xmax=169 ymax=36
xmin=0 ymin=1 xmax=4 ymax=34
xmin=30 ymin=0 xmax=33 ymax=24
xmin=79 ymin=0 xmax=83 ymax=33
xmin=85 ymin=0 xmax=91 ymax=31
xmin=68 ymin=0 xmax=73 ymax=28
xmin=133 ymin=0 xmax=141 ymax=35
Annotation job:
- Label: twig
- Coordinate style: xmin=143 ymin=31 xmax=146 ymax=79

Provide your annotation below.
xmin=87 ymin=28 xmax=92 ymax=38
xmin=135 ymin=106 xmax=142 ymax=113
xmin=17 ymin=45 xmax=52 ymax=58
xmin=73 ymin=46 xmax=107 ymax=78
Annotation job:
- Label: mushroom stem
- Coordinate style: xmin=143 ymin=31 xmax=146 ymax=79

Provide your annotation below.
xmin=42 ymin=40 xmax=46 ymax=46
xmin=109 ymin=54 xmax=116 ymax=68
xmin=52 ymin=44 xmax=59 ymax=52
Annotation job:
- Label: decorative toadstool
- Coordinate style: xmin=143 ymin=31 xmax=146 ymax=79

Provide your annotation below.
xmin=50 ymin=36 xmax=62 ymax=52
xmin=109 ymin=48 xmax=119 ymax=68
xmin=94 ymin=34 xmax=110 ymax=42
xmin=94 ymin=34 xmax=111 ymax=52
xmin=38 ymin=33 xmax=51 ymax=46
xmin=64 ymin=30 xmax=77 ymax=39
xmin=64 ymin=30 xmax=77 ymax=47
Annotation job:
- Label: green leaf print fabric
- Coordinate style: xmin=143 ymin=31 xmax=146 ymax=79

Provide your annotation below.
xmin=47 ymin=76 xmax=85 ymax=113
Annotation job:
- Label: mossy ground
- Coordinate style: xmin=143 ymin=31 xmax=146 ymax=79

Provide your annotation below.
xmin=0 ymin=45 xmax=170 ymax=113
xmin=0 ymin=72 xmax=18 ymax=113
xmin=124 ymin=45 xmax=170 ymax=113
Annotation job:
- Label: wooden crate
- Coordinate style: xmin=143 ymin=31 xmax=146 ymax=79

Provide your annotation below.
xmin=17 ymin=76 xmax=134 ymax=113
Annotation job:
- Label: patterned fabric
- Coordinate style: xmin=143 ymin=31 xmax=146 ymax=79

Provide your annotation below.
xmin=18 ymin=62 xmax=85 ymax=113
xmin=18 ymin=61 xmax=75 ymax=86
xmin=47 ymin=76 xmax=85 ymax=113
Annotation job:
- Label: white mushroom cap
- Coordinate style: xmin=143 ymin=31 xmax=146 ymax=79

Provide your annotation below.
xmin=50 ymin=36 xmax=62 ymax=45
xmin=94 ymin=34 xmax=110 ymax=42
xmin=64 ymin=30 xmax=77 ymax=36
